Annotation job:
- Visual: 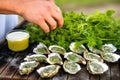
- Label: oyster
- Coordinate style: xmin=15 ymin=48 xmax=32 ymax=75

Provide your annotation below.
xmin=47 ymin=53 xmax=63 ymax=65
xmin=19 ymin=61 xmax=39 ymax=75
xmin=83 ymin=51 xmax=103 ymax=62
xmin=63 ymin=61 xmax=81 ymax=74
xmin=102 ymin=44 xmax=117 ymax=53
xmin=64 ymin=52 xmax=86 ymax=65
xmin=24 ymin=54 xmax=47 ymax=62
xmin=69 ymin=42 xmax=86 ymax=54
xmin=49 ymin=45 xmax=66 ymax=55
xmin=89 ymin=47 xmax=103 ymax=54
xmin=101 ymin=53 xmax=120 ymax=62
xmin=33 ymin=42 xmax=50 ymax=54
xmin=37 ymin=65 xmax=61 ymax=78
xmin=87 ymin=61 xmax=108 ymax=74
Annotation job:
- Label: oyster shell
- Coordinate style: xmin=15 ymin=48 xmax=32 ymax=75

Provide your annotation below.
xmin=24 ymin=54 xmax=47 ymax=62
xmin=64 ymin=52 xmax=86 ymax=65
xmin=102 ymin=44 xmax=117 ymax=53
xmin=49 ymin=45 xmax=66 ymax=55
xmin=89 ymin=47 xmax=103 ymax=54
xmin=19 ymin=61 xmax=39 ymax=75
xmin=47 ymin=53 xmax=63 ymax=65
xmin=33 ymin=42 xmax=50 ymax=54
xmin=87 ymin=61 xmax=108 ymax=74
xmin=101 ymin=53 xmax=120 ymax=62
xmin=69 ymin=42 xmax=86 ymax=54
xmin=37 ymin=65 xmax=61 ymax=78
xmin=63 ymin=61 xmax=81 ymax=74
xmin=83 ymin=51 xmax=103 ymax=62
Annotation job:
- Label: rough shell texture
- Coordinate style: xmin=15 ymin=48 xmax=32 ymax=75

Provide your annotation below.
xmin=69 ymin=42 xmax=86 ymax=54
xmin=37 ymin=65 xmax=61 ymax=78
xmin=47 ymin=53 xmax=63 ymax=65
xmin=19 ymin=61 xmax=39 ymax=75
xmin=24 ymin=54 xmax=47 ymax=62
xmin=87 ymin=61 xmax=108 ymax=74
xmin=64 ymin=52 xmax=86 ymax=65
xmin=101 ymin=53 xmax=120 ymax=62
xmin=84 ymin=51 xmax=103 ymax=62
xmin=49 ymin=45 xmax=66 ymax=55
xmin=63 ymin=61 xmax=81 ymax=74
xmin=102 ymin=44 xmax=117 ymax=53
xmin=33 ymin=42 xmax=50 ymax=54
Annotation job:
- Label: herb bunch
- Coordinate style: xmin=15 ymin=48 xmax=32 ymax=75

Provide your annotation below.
xmin=25 ymin=10 xmax=120 ymax=50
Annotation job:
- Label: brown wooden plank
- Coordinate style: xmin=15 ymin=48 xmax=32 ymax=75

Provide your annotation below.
xmin=52 ymin=68 xmax=68 ymax=80
xmin=89 ymin=75 xmax=99 ymax=80
xmin=27 ymin=71 xmax=39 ymax=80
xmin=99 ymin=63 xmax=110 ymax=80
xmin=110 ymin=62 xmax=120 ymax=80
xmin=68 ymin=65 xmax=89 ymax=80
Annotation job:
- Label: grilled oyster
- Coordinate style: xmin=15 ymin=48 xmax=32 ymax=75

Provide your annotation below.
xmin=49 ymin=45 xmax=66 ymax=55
xmin=87 ymin=61 xmax=108 ymax=74
xmin=47 ymin=53 xmax=63 ymax=65
xmin=64 ymin=52 xmax=86 ymax=65
xmin=37 ymin=65 xmax=61 ymax=78
xmin=83 ymin=51 xmax=103 ymax=62
xmin=19 ymin=61 xmax=39 ymax=75
xmin=63 ymin=61 xmax=81 ymax=74
xmin=69 ymin=42 xmax=86 ymax=54
xmin=24 ymin=54 xmax=47 ymax=63
xmin=33 ymin=42 xmax=50 ymax=54
xmin=101 ymin=53 xmax=120 ymax=62
xmin=102 ymin=44 xmax=117 ymax=53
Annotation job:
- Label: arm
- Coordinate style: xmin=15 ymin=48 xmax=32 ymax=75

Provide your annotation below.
xmin=0 ymin=0 xmax=63 ymax=33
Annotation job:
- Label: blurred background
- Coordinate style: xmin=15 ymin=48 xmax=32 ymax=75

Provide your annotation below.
xmin=19 ymin=0 xmax=120 ymax=23
xmin=55 ymin=0 xmax=120 ymax=18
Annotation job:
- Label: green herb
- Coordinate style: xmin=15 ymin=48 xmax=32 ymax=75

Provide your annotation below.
xmin=25 ymin=10 xmax=120 ymax=50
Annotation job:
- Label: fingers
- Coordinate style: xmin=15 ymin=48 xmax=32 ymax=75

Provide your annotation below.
xmin=44 ymin=15 xmax=57 ymax=30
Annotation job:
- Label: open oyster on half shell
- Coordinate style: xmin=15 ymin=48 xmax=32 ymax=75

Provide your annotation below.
xmin=69 ymin=42 xmax=87 ymax=54
xmin=37 ymin=65 xmax=61 ymax=78
xmin=101 ymin=53 xmax=120 ymax=62
xmin=83 ymin=51 xmax=103 ymax=62
xmin=33 ymin=42 xmax=50 ymax=54
xmin=24 ymin=54 xmax=47 ymax=63
xmin=102 ymin=44 xmax=117 ymax=53
xmin=89 ymin=47 xmax=103 ymax=54
xmin=64 ymin=52 xmax=86 ymax=65
xmin=19 ymin=61 xmax=39 ymax=75
xmin=87 ymin=61 xmax=108 ymax=74
xmin=49 ymin=45 xmax=66 ymax=55
xmin=47 ymin=53 xmax=63 ymax=65
xmin=63 ymin=61 xmax=81 ymax=74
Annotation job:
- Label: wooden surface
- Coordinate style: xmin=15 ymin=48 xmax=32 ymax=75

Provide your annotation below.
xmin=0 ymin=43 xmax=120 ymax=80
xmin=0 ymin=21 xmax=120 ymax=80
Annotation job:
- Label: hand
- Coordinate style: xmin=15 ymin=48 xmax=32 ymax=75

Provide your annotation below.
xmin=17 ymin=0 xmax=63 ymax=33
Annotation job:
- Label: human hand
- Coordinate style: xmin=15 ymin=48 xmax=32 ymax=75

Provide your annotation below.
xmin=17 ymin=0 xmax=63 ymax=33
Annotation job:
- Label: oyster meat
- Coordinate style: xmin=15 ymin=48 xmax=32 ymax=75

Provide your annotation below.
xmin=47 ymin=53 xmax=63 ymax=65
xmin=83 ymin=51 xmax=103 ymax=62
xmin=49 ymin=45 xmax=66 ymax=55
xmin=101 ymin=53 xmax=120 ymax=62
xmin=89 ymin=47 xmax=103 ymax=54
xmin=64 ymin=52 xmax=86 ymax=65
xmin=69 ymin=42 xmax=86 ymax=54
xmin=87 ymin=61 xmax=108 ymax=74
xmin=102 ymin=44 xmax=117 ymax=53
xmin=24 ymin=54 xmax=47 ymax=63
xmin=33 ymin=42 xmax=50 ymax=54
xmin=63 ymin=61 xmax=81 ymax=74
xmin=37 ymin=65 xmax=61 ymax=78
xmin=19 ymin=61 xmax=39 ymax=75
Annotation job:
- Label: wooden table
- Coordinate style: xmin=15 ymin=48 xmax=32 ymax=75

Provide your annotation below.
xmin=0 ymin=21 xmax=120 ymax=80
xmin=0 ymin=42 xmax=120 ymax=80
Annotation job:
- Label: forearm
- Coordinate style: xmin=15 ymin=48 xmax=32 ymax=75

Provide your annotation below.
xmin=0 ymin=0 xmax=20 ymax=14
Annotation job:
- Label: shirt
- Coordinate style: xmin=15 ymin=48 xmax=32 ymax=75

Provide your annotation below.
xmin=0 ymin=14 xmax=18 ymax=41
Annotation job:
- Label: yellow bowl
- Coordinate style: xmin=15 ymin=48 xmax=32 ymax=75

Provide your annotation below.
xmin=6 ymin=30 xmax=30 ymax=51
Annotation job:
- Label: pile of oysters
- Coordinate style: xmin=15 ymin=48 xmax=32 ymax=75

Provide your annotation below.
xmin=18 ymin=42 xmax=120 ymax=78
